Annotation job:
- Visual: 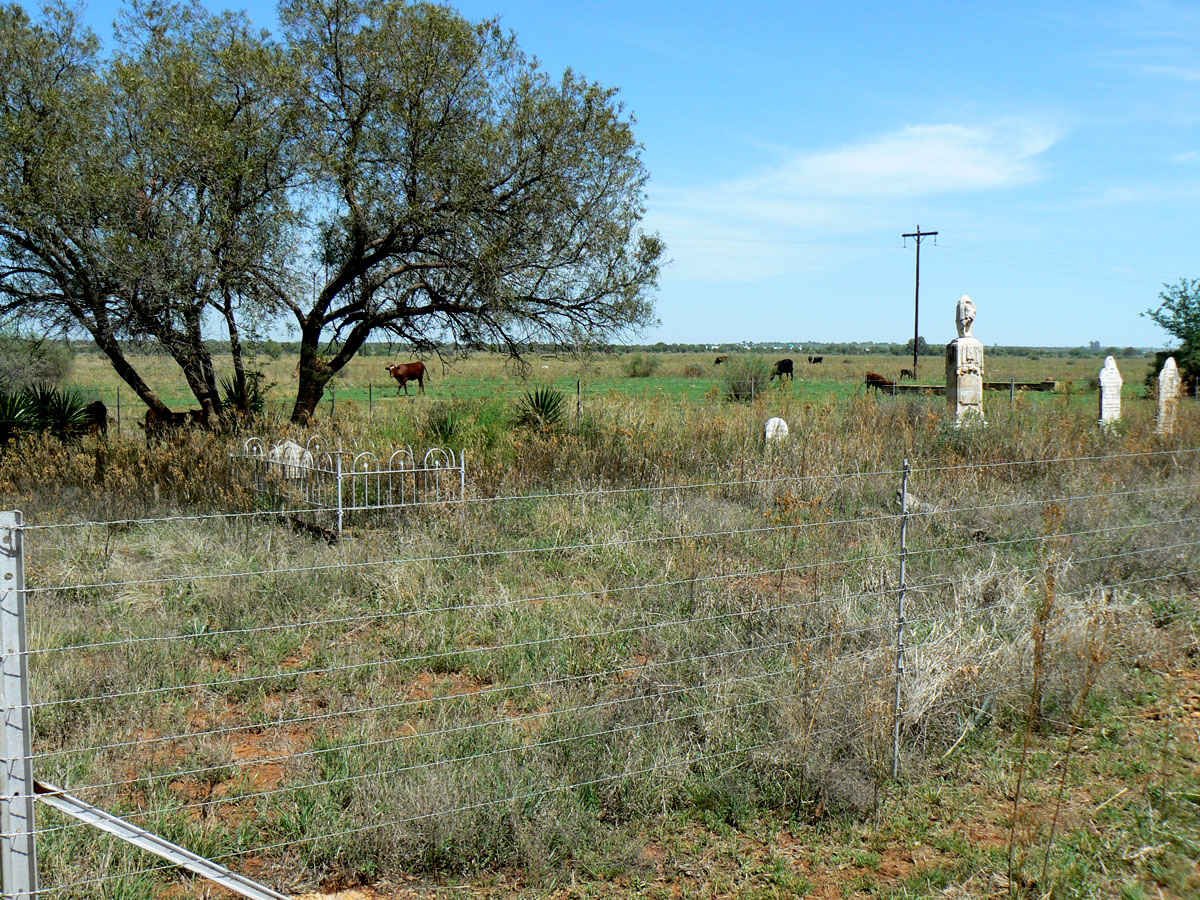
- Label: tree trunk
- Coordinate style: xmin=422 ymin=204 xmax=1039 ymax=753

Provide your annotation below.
xmin=84 ymin=321 xmax=171 ymax=414
xmin=222 ymin=290 xmax=249 ymax=413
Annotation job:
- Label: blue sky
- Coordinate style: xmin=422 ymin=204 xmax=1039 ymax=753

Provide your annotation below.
xmin=77 ymin=1 xmax=1200 ymax=347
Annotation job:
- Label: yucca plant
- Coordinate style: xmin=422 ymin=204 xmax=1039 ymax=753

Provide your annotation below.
xmin=220 ymin=371 xmax=270 ymax=417
xmin=0 ymin=390 xmax=32 ymax=445
xmin=22 ymin=383 xmax=88 ymax=439
xmin=515 ymin=386 xmax=566 ymax=430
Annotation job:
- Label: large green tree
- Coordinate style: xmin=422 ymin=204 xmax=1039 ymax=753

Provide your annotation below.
xmin=0 ymin=1 xmax=660 ymax=423
xmin=280 ymin=0 xmax=661 ymax=422
xmin=1144 ymin=278 xmax=1200 ymax=394
xmin=0 ymin=1 xmax=297 ymax=419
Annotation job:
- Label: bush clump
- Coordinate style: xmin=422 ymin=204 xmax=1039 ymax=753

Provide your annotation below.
xmin=621 ymin=353 xmax=659 ymax=378
xmin=722 ymin=356 xmax=772 ymax=401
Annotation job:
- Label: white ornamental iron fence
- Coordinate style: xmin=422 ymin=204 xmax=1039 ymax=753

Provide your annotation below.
xmin=231 ymin=436 xmax=466 ymax=537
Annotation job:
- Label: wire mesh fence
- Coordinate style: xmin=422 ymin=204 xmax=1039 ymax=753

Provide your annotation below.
xmin=2 ymin=446 xmax=1198 ymax=896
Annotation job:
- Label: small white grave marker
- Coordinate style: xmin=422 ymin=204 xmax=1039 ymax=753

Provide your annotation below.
xmin=764 ymin=417 xmax=789 ymax=443
xmin=1098 ymin=356 xmax=1122 ymax=428
xmin=1156 ymin=356 xmax=1182 ymax=435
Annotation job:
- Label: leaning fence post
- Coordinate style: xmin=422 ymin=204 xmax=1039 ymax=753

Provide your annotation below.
xmin=892 ymin=460 xmax=911 ymax=780
xmin=0 ymin=510 xmax=38 ymax=896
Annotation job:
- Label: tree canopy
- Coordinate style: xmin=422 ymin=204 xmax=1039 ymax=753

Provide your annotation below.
xmin=0 ymin=0 xmax=661 ymax=422
xmin=1144 ymin=278 xmax=1200 ymax=393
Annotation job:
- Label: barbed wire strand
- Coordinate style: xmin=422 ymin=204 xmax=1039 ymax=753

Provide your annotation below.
xmin=33 ymin=508 xmax=1200 ymax=658
xmin=24 ymin=478 xmax=1200 ymax=596
xmin=28 ymin=667 xmax=899 ymax=839
xmin=32 ymin=535 xmax=1200 ymax=714
xmin=21 ymin=445 xmax=1200 ymax=535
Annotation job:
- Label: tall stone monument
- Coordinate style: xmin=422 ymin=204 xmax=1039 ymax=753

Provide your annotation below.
xmin=945 ymin=294 xmax=984 ymax=425
xmin=1098 ymin=356 xmax=1123 ymax=428
xmin=1156 ymin=356 xmax=1181 ymax=435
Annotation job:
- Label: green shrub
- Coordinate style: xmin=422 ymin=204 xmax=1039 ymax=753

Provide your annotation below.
xmin=515 ymin=387 xmax=566 ymax=429
xmin=424 ymin=400 xmax=464 ymax=444
xmin=722 ymin=356 xmax=772 ymax=401
xmin=621 ymin=353 xmax=659 ymax=378
xmin=0 ymin=333 xmax=72 ymax=391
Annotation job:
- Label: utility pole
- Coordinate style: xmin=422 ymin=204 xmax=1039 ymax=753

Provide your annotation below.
xmin=902 ymin=226 xmax=937 ymax=379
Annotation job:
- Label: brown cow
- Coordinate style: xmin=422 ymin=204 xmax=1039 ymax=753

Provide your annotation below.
xmin=385 ymin=361 xmax=427 ymax=395
xmin=142 ymin=406 xmax=207 ymax=443
xmin=713 ymin=354 xmax=729 ymax=365
xmin=864 ymin=371 xmax=896 ymax=394
xmin=899 ymin=368 xmax=916 ymax=381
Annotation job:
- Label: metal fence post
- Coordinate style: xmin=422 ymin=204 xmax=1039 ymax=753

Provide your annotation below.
xmin=892 ymin=460 xmax=911 ymax=780
xmin=335 ymin=454 xmax=344 ymax=540
xmin=1 ymin=510 xmax=38 ymax=896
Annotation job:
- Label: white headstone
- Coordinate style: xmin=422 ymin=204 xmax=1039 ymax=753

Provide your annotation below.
xmin=1156 ymin=356 xmax=1181 ymax=435
xmin=1098 ymin=356 xmax=1123 ymax=427
xmin=945 ymin=294 xmax=985 ymax=425
xmin=764 ymin=417 xmax=789 ymax=443
xmin=268 ymin=439 xmax=313 ymax=479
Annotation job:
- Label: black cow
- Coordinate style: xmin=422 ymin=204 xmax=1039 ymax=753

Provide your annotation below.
xmin=713 ymin=354 xmax=729 ymax=365
xmin=83 ymin=400 xmax=107 ymax=436
xmin=807 ymin=355 xmax=824 ymax=364
xmin=769 ymin=358 xmax=794 ymax=381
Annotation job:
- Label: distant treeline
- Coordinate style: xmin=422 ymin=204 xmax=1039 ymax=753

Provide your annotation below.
xmin=53 ymin=339 xmax=1156 ymax=360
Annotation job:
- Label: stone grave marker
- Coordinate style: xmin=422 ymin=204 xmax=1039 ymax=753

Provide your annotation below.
xmin=945 ymin=294 xmax=985 ymax=425
xmin=764 ymin=417 xmax=789 ymax=443
xmin=1098 ymin=356 xmax=1122 ymax=428
xmin=1157 ymin=356 xmax=1181 ymax=435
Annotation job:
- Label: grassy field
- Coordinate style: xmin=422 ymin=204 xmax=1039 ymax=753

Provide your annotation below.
xmin=62 ymin=350 xmax=1160 ymax=426
xmin=2 ymin=349 xmax=1197 ymax=898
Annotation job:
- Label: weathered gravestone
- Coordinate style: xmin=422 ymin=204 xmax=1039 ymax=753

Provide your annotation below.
xmin=1098 ymin=356 xmax=1123 ymax=428
xmin=1157 ymin=356 xmax=1181 ymax=435
xmin=764 ymin=416 xmax=789 ymax=443
xmin=945 ymin=294 xmax=985 ymax=425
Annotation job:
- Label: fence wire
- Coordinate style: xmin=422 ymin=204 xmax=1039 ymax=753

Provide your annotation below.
xmin=5 ymin=446 xmax=1199 ymax=898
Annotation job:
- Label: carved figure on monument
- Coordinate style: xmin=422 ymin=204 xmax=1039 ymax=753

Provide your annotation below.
xmin=1098 ymin=356 xmax=1122 ymax=428
xmin=946 ymin=294 xmax=985 ymax=425
xmin=955 ymin=294 xmax=977 ymax=338
xmin=1156 ymin=356 xmax=1181 ymax=436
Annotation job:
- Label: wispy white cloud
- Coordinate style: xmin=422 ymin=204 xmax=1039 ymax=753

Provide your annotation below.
xmin=1141 ymin=63 xmax=1200 ymax=81
xmin=1172 ymin=150 xmax=1199 ymax=163
xmin=649 ymin=120 xmax=1062 ymax=283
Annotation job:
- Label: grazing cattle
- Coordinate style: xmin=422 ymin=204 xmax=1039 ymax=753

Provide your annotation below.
xmin=385 ymin=361 xmax=426 ymax=395
xmin=899 ymin=368 xmax=916 ymax=381
xmin=142 ymin=406 xmax=207 ymax=443
xmin=864 ymin=371 xmax=896 ymax=394
xmin=82 ymin=400 xmax=107 ymax=436
xmin=769 ymin=358 xmax=794 ymax=381
xmin=713 ymin=355 xmax=729 ymax=365
xmin=807 ymin=355 xmax=824 ymax=364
